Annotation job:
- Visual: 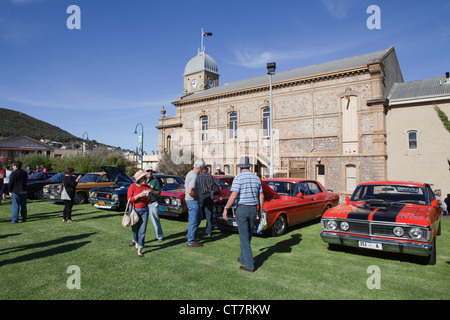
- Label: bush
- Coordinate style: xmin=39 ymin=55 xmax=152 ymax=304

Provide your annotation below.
xmin=15 ymin=153 xmax=135 ymax=175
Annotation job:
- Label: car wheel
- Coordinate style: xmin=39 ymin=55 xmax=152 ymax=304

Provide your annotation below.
xmin=74 ymin=192 xmax=87 ymax=205
xmin=419 ymin=238 xmax=436 ymax=265
xmin=322 ymin=204 xmax=332 ymax=216
xmin=271 ymin=214 xmax=287 ymax=237
xmin=34 ymin=189 xmax=44 ymax=199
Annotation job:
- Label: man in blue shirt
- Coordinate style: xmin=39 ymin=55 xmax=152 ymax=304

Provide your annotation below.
xmin=223 ymin=157 xmax=264 ymax=272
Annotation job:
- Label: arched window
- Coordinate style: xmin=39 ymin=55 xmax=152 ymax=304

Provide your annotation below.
xmin=262 ymin=107 xmax=270 ymax=137
xmin=229 ymin=112 xmax=237 ymax=139
xmin=201 ymin=116 xmax=208 ymax=141
xmin=166 ymin=135 xmax=171 ymax=152
xmin=408 ymin=130 xmax=417 ymax=150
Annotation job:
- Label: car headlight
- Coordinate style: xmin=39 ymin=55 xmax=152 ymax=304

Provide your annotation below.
xmin=326 ymin=220 xmax=337 ymax=230
xmin=89 ymin=191 xmax=95 ymax=198
xmin=340 ymin=221 xmax=349 ymax=231
xmin=164 ymin=198 xmax=171 ymax=205
xmin=393 ymin=226 xmax=404 ymax=237
xmin=409 ymin=227 xmax=423 ymax=240
xmin=171 ymin=198 xmax=181 ymax=206
xmin=112 ymin=194 xmax=119 ymax=201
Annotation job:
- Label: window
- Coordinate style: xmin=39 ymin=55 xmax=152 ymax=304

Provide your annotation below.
xmin=201 ymin=116 xmax=208 ymax=141
xmin=224 ymin=165 xmax=230 ymax=175
xmin=166 ymin=135 xmax=171 ymax=152
xmin=342 ymin=96 xmax=358 ymax=142
xmin=408 ymin=130 xmax=417 ymax=150
xmin=229 ymin=112 xmax=237 ymax=139
xmin=346 ymin=165 xmax=357 ymax=191
xmin=262 ymin=107 xmax=270 ymax=137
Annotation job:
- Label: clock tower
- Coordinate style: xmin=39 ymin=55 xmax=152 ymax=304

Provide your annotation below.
xmin=183 ymin=50 xmax=219 ymax=95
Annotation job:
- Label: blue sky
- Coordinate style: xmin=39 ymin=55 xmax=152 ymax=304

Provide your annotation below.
xmin=0 ymin=0 xmax=449 ymax=152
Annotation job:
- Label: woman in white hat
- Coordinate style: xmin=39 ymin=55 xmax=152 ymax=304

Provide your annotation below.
xmin=127 ymin=170 xmax=151 ymax=257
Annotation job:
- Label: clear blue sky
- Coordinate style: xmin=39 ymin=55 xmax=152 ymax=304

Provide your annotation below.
xmin=0 ymin=0 xmax=449 ymax=152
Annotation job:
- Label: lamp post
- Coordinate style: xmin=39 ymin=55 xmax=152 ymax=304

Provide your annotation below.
xmin=134 ymin=123 xmax=144 ymax=169
xmin=82 ymin=132 xmax=89 ymax=155
xmin=267 ymin=62 xmax=276 ymax=178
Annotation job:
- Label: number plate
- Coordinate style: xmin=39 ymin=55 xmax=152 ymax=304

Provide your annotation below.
xmin=98 ymin=201 xmax=106 ymax=205
xmin=358 ymin=241 xmax=382 ymax=250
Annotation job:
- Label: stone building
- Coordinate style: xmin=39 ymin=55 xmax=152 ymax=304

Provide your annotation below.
xmin=157 ymin=46 xmax=403 ymax=197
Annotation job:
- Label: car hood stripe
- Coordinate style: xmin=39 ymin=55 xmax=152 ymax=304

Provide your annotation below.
xmin=347 ymin=203 xmax=405 ymax=222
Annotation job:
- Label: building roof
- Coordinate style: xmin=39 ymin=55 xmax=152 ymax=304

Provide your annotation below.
xmin=183 ymin=51 xmax=219 ymax=76
xmin=177 ymin=46 xmax=396 ymax=103
xmin=0 ymin=136 xmax=54 ymax=150
xmin=387 ymin=76 xmax=450 ymax=105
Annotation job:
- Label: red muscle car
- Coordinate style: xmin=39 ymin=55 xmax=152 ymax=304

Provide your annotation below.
xmin=214 ymin=178 xmax=339 ymax=236
xmin=320 ymin=181 xmax=443 ymax=265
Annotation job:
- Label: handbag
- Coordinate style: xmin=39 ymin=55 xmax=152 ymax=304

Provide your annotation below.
xmin=122 ymin=199 xmax=140 ymax=227
xmin=256 ymin=210 xmax=268 ymax=233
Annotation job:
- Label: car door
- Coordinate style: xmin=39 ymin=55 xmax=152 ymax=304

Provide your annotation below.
xmin=292 ymin=181 xmax=318 ymax=223
xmin=306 ymin=181 xmax=328 ymax=218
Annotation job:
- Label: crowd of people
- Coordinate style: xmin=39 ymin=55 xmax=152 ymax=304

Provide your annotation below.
xmin=1 ymin=158 xmax=448 ymax=272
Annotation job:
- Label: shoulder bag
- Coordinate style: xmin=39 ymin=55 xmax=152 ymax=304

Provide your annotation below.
xmin=122 ymin=199 xmax=140 ymax=227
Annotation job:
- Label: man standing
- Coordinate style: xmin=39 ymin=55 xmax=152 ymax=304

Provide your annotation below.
xmin=8 ymin=161 xmax=28 ymax=223
xmin=185 ymin=159 xmax=205 ymax=247
xmin=223 ymin=157 xmax=264 ymax=272
xmin=145 ymin=166 xmax=164 ymax=242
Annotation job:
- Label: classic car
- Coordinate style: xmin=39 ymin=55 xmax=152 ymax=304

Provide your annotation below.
xmin=213 ymin=178 xmax=340 ymax=236
xmin=27 ymin=172 xmax=83 ymax=199
xmin=43 ymin=166 xmax=132 ymax=205
xmin=158 ymin=175 xmax=232 ymax=218
xmin=320 ymin=181 xmax=442 ymax=265
xmin=89 ymin=174 xmax=185 ymax=210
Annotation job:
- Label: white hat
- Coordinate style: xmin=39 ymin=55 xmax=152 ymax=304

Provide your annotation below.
xmin=133 ymin=170 xmax=147 ymax=182
xmin=193 ymin=159 xmax=205 ymax=168
xmin=144 ymin=166 xmax=154 ymax=172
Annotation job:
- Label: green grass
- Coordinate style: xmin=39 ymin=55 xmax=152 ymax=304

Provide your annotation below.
xmin=1 ymin=199 xmax=449 ymax=300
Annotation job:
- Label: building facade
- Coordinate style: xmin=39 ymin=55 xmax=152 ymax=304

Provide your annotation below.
xmin=157 ymin=46 xmax=403 ymax=196
xmin=386 ymin=76 xmax=450 ymax=194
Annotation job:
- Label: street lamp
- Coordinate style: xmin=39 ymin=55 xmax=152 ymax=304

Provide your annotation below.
xmin=267 ymin=62 xmax=276 ymax=178
xmin=82 ymin=132 xmax=89 ymax=155
xmin=134 ymin=123 xmax=144 ymax=169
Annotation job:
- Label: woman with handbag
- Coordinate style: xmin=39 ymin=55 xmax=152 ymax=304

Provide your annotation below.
xmin=127 ymin=170 xmax=151 ymax=257
xmin=61 ymin=167 xmax=81 ymax=222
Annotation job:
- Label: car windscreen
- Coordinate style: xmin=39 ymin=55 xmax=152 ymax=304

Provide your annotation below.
xmin=265 ymin=181 xmax=297 ymax=196
xmin=79 ymin=173 xmax=102 ymax=183
xmin=351 ymin=184 xmax=427 ymax=204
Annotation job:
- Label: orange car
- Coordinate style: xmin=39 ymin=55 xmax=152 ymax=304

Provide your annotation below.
xmin=43 ymin=166 xmax=132 ymax=205
xmin=214 ymin=178 xmax=340 ymax=236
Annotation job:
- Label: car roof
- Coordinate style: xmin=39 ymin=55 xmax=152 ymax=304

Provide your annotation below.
xmin=358 ymin=180 xmax=427 ymax=187
xmin=263 ymin=178 xmax=312 ymax=183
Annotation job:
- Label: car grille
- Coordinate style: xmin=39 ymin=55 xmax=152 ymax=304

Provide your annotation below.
xmin=324 ymin=218 xmax=430 ymax=241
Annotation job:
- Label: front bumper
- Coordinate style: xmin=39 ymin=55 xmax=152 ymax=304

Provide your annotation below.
xmin=158 ymin=204 xmax=186 ymax=217
xmin=320 ymin=232 xmax=432 ymax=257
xmin=90 ymin=198 xmax=120 ymax=210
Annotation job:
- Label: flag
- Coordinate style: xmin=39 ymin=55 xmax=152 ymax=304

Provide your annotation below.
xmin=203 ymin=31 xmax=213 ymax=37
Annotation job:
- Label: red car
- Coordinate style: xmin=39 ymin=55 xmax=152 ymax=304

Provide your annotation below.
xmin=214 ymin=178 xmax=339 ymax=236
xmin=157 ymin=175 xmax=232 ymax=217
xmin=320 ymin=181 xmax=443 ymax=265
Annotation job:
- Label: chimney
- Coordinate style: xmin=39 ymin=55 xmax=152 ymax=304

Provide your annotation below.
xmin=446 ymin=72 xmax=450 ymax=84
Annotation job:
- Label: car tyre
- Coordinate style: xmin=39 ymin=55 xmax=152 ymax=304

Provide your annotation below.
xmin=271 ymin=214 xmax=287 ymax=237
xmin=74 ymin=192 xmax=87 ymax=205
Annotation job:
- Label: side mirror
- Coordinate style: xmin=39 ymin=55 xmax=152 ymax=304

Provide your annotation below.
xmin=297 ymin=192 xmax=303 ymax=198
xmin=345 ymin=196 xmax=350 ymax=203
xmin=431 ymin=200 xmax=438 ymax=207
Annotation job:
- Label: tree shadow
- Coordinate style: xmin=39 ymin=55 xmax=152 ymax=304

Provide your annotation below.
xmin=0 ymin=233 xmax=95 ymax=267
xmin=254 ymin=233 xmax=303 ymax=269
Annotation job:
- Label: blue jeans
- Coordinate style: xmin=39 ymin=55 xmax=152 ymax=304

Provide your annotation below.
xmin=11 ymin=192 xmax=28 ymax=223
xmin=148 ymin=202 xmax=163 ymax=240
xmin=131 ymin=207 xmax=149 ymax=249
xmin=236 ymin=205 xmax=258 ymax=270
xmin=186 ymin=200 xmax=202 ymax=244
xmin=199 ymin=194 xmax=214 ymax=235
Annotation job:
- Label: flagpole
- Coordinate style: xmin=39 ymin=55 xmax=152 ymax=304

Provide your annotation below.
xmin=201 ymin=27 xmax=204 ymax=52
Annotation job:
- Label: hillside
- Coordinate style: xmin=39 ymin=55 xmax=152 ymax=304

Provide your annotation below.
xmin=0 ymin=108 xmax=80 ymax=142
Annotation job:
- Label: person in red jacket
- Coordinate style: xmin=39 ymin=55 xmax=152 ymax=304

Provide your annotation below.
xmin=127 ymin=170 xmax=151 ymax=257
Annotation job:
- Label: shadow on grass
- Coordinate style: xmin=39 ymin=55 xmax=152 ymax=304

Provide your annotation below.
xmin=254 ymin=233 xmax=303 ymax=269
xmin=0 ymin=233 xmax=95 ymax=267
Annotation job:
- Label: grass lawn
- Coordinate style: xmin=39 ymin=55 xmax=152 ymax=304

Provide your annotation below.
xmin=0 ymin=199 xmax=449 ymax=300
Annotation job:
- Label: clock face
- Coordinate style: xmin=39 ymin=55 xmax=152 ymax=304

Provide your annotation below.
xmin=191 ymin=79 xmax=197 ymax=88
xmin=208 ymin=79 xmax=214 ymax=88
